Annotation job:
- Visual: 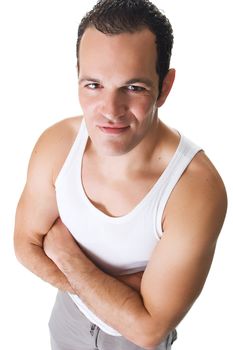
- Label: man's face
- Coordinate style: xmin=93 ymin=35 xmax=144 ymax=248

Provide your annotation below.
xmin=78 ymin=27 xmax=161 ymax=156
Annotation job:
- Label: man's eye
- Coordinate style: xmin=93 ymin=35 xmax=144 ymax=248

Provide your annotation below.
xmin=85 ymin=83 xmax=100 ymax=89
xmin=127 ymin=85 xmax=146 ymax=92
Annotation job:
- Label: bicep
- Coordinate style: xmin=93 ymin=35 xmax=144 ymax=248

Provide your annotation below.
xmin=15 ymin=185 xmax=58 ymax=246
xmin=141 ymin=229 xmax=216 ymax=331
xmin=14 ymin=131 xmax=59 ymax=248
xmin=140 ymin=166 xmax=227 ymax=335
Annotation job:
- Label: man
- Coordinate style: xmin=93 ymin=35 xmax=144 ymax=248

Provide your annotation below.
xmin=14 ymin=0 xmax=227 ymax=349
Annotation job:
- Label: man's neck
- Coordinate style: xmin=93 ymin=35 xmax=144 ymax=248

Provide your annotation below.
xmin=88 ymin=118 xmax=165 ymax=180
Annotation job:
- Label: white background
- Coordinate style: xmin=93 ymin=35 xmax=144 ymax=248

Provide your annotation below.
xmin=0 ymin=0 xmax=232 ymax=349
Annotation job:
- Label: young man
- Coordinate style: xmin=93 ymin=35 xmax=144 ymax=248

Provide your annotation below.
xmin=14 ymin=1 xmax=227 ymax=349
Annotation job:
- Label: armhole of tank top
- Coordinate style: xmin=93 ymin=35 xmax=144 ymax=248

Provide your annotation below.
xmin=55 ymin=118 xmax=86 ymax=188
xmin=155 ymin=138 xmax=203 ymax=238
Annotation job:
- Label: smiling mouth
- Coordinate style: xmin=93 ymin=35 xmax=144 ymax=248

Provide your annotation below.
xmin=98 ymin=125 xmax=130 ymax=135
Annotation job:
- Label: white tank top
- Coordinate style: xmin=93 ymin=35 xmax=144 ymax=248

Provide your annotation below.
xmin=55 ymin=117 xmax=202 ymax=336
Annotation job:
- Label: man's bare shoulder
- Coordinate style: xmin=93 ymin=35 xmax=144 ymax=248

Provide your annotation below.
xmin=183 ymin=150 xmax=227 ymax=199
xmin=163 ymin=150 xmax=228 ymax=239
xmin=38 ymin=115 xmax=82 ymax=147
xmin=30 ymin=115 xmax=83 ymax=183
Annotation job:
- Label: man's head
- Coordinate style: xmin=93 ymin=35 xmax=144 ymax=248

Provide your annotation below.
xmin=77 ymin=0 xmax=176 ymax=157
xmin=76 ymin=0 xmax=174 ymax=95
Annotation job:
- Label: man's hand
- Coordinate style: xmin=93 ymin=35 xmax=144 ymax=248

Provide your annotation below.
xmin=43 ymin=218 xmax=80 ymax=267
xmin=116 ymin=272 xmax=143 ymax=292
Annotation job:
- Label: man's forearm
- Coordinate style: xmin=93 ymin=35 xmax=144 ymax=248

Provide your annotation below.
xmin=115 ymin=271 xmax=143 ymax=292
xmin=56 ymin=251 xmax=154 ymax=348
xmin=15 ymin=242 xmax=74 ymax=293
xmin=43 ymin=219 xmax=159 ymax=348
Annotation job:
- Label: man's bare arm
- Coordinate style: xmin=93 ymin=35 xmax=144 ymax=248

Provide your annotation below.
xmin=14 ymin=122 xmax=76 ymax=293
xmin=14 ymin=191 xmax=73 ymax=292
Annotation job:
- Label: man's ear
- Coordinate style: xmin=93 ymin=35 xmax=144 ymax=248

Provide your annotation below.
xmin=157 ymin=68 xmax=176 ymax=108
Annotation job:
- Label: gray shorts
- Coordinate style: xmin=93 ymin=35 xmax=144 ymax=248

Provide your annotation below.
xmin=49 ymin=291 xmax=177 ymax=350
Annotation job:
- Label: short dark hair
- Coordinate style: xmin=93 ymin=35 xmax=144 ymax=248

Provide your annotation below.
xmin=76 ymin=0 xmax=174 ymax=94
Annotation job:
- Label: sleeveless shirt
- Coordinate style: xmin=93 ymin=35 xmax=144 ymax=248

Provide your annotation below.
xmin=55 ymin=117 xmax=202 ymax=336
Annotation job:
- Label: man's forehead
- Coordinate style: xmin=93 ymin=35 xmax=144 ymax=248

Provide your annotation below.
xmin=79 ymin=27 xmax=157 ymax=66
xmin=80 ymin=26 xmax=156 ymax=50
xmin=78 ymin=27 xmax=158 ymax=84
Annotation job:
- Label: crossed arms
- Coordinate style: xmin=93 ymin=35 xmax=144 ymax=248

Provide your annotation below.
xmin=14 ymin=122 xmax=227 ymax=349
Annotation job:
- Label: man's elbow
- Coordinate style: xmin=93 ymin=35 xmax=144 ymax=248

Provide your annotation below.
xmin=14 ymin=229 xmax=41 ymax=267
xmin=14 ymin=233 xmax=31 ymax=266
xmin=136 ymin=333 xmax=164 ymax=350
xmin=14 ymin=230 xmax=24 ymax=261
xmin=129 ymin=316 xmax=169 ymax=350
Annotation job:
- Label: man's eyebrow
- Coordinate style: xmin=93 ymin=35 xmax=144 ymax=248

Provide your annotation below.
xmin=124 ymin=78 xmax=154 ymax=88
xmin=79 ymin=77 xmax=101 ymax=85
xmin=79 ymin=77 xmax=154 ymax=88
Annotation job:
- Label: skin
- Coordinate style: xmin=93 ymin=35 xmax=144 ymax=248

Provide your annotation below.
xmin=14 ymin=27 xmax=227 ymax=349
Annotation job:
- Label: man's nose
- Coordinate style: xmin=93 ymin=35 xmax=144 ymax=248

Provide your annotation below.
xmin=100 ymin=91 xmax=128 ymax=121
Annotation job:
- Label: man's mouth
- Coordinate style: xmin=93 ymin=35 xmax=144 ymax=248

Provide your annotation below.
xmin=98 ymin=125 xmax=130 ymax=135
